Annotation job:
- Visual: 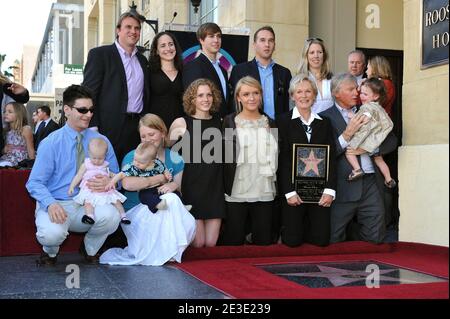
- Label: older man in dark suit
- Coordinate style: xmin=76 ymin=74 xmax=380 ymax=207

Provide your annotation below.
xmin=82 ymin=11 xmax=150 ymax=163
xmin=182 ymin=23 xmax=232 ymax=118
xmin=320 ymin=73 xmax=397 ymax=244
xmin=230 ymin=26 xmax=292 ymax=120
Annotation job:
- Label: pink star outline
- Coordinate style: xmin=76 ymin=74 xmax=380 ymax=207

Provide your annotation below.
xmin=300 ymin=150 xmax=323 ymax=176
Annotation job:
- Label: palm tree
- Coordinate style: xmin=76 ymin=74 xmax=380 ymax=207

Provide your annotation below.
xmin=0 ymin=54 xmax=6 ymax=72
xmin=0 ymin=54 xmax=16 ymax=80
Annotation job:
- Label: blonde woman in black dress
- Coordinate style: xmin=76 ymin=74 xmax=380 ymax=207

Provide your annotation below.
xmin=169 ymin=79 xmax=225 ymax=247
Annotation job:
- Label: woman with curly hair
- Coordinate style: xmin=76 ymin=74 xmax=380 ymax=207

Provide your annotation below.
xmin=169 ymin=78 xmax=225 ymax=247
xmin=148 ymin=32 xmax=185 ymax=129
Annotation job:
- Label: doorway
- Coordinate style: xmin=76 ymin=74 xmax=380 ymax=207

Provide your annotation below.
xmin=358 ymin=48 xmax=403 ymax=240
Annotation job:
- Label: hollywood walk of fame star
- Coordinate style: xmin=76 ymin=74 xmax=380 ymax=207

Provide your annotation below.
xmin=300 ymin=150 xmax=323 ymax=176
xmin=279 ymin=265 xmax=426 ymax=287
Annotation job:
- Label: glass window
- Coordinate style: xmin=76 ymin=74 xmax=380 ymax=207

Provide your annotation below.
xmin=189 ymin=0 xmax=218 ymax=25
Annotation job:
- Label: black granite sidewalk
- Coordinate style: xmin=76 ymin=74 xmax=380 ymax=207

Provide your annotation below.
xmin=0 ymin=253 xmax=228 ymax=299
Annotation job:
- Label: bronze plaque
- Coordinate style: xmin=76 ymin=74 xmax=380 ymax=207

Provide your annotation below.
xmin=292 ymin=144 xmax=330 ymax=203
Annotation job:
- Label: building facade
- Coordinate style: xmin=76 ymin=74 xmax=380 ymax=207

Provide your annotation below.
xmin=29 ymin=0 xmax=84 ymax=122
xmin=83 ymin=0 xmax=449 ymax=246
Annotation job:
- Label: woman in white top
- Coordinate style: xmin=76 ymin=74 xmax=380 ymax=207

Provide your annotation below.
xmin=222 ymin=76 xmax=278 ymax=245
xmin=296 ymin=38 xmax=334 ymax=114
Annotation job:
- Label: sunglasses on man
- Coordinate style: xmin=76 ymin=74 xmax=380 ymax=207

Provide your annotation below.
xmin=69 ymin=106 xmax=95 ymax=114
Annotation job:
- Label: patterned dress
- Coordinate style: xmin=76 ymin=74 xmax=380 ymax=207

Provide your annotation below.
xmin=348 ymin=102 xmax=394 ymax=153
xmin=0 ymin=130 xmax=28 ymax=166
xmin=121 ymin=158 xmax=168 ymax=211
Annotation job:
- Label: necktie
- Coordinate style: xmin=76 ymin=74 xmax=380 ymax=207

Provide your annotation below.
xmin=346 ymin=109 xmax=355 ymax=122
xmin=36 ymin=121 xmax=45 ymax=135
xmin=76 ymin=133 xmax=85 ymax=171
xmin=302 ymin=123 xmax=312 ymax=135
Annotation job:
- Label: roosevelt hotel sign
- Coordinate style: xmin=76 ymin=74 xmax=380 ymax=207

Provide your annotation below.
xmin=422 ymin=0 xmax=449 ymax=68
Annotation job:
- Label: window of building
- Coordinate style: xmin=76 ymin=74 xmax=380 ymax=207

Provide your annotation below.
xmin=189 ymin=0 xmax=218 ymax=25
xmin=142 ymin=0 xmax=150 ymax=11
xmin=113 ymin=0 xmax=122 ymax=40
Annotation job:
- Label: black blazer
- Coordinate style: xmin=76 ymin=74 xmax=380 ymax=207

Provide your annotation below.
xmin=34 ymin=119 xmax=59 ymax=151
xmin=1 ymin=84 xmax=30 ymax=152
xmin=229 ymin=58 xmax=292 ymax=119
xmin=182 ymin=53 xmax=232 ymax=118
xmin=222 ymin=112 xmax=277 ymax=196
xmin=82 ymin=44 xmax=150 ymax=146
xmin=276 ymin=110 xmax=337 ymax=197
xmin=320 ymin=105 xmax=397 ymax=202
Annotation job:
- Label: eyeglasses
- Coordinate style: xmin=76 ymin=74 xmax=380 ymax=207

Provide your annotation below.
xmin=305 ymin=37 xmax=323 ymax=43
xmin=70 ymin=106 xmax=95 ymax=114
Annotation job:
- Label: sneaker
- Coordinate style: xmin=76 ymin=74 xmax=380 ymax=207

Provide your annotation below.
xmin=81 ymin=215 xmax=95 ymax=225
xmin=156 ymin=199 xmax=168 ymax=210
xmin=384 ymin=179 xmax=397 ymax=188
xmin=348 ymin=169 xmax=365 ymax=181
xmin=120 ymin=217 xmax=131 ymax=225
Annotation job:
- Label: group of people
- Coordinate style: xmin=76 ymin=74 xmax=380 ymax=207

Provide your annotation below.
xmin=0 ymin=73 xmax=59 ymax=168
xmin=4 ymin=9 xmax=399 ymax=267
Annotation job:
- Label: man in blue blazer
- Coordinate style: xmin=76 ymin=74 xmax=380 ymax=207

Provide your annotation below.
xmin=320 ymin=73 xmax=397 ymax=244
xmin=229 ymin=26 xmax=292 ymax=120
xmin=82 ymin=11 xmax=150 ymax=163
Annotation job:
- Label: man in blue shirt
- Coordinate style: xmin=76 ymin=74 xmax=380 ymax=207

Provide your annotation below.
xmin=230 ymin=26 xmax=292 ymax=120
xmin=26 ymin=85 xmax=121 ymax=265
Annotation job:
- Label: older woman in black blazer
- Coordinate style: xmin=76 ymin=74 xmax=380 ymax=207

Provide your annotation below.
xmin=276 ymin=74 xmax=337 ymax=247
xmin=222 ymin=76 xmax=278 ymax=245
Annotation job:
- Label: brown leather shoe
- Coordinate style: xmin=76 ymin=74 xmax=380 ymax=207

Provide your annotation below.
xmin=84 ymin=254 xmax=99 ymax=265
xmin=79 ymin=243 xmax=99 ymax=265
xmin=36 ymin=252 xmax=57 ymax=266
xmin=384 ymin=179 xmax=397 ymax=189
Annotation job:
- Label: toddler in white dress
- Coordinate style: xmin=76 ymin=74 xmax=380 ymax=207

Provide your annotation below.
xmin=346 ymin=78 xmax=396 ymax=188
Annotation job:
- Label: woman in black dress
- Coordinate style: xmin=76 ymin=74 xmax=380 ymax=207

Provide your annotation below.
xmin=148 ymin=32 xmax=185 ymax=129
xmin=169 ymin=79 xmax=225 ymax=248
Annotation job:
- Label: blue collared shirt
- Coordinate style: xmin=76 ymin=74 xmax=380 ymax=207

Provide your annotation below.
xmin=256 ymin=59 xmax=275 ymax=119
xmin=335 ymin=103 xmax=375 ymax=173
xmin=202 ymin=52 xmax=227 ymax=97
xmin=26 ymin=124 xmax=119 ymax=210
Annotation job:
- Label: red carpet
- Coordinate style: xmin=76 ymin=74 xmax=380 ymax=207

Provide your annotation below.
xmin=0 ymin=169 xmax=83 ymax=256
xmin=177 ymin=242 xmax=448 ymax=299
